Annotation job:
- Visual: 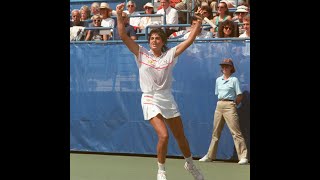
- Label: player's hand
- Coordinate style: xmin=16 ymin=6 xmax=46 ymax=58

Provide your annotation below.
xmin=194 ymin=7 xmax=204 ymax=22
xmin=116 ymin=3 xmax=125 ymax=15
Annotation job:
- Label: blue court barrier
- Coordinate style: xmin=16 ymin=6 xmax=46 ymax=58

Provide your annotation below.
xmin=70 ymin=39 xmax=250 ymax=160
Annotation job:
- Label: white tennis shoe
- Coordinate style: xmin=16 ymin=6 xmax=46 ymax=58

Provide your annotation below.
xmin=198 ymin=154 xmax=213 ymax=162
xmin=157 ymin=170 xmax=167 ymax=180
xmin=238 ymin=158 xmax=249 ymax=165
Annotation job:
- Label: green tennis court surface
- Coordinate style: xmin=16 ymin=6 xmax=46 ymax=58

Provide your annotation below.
xmin=71 ymin=153 xmax=250 ymax=180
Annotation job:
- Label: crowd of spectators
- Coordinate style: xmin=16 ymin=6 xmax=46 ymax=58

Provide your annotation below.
xmin=70 ymin=0 xmax=250 ymax=41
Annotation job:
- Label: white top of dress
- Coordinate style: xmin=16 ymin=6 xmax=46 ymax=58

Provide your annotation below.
xmin=134 ymin=45 xmax=178 ymax=92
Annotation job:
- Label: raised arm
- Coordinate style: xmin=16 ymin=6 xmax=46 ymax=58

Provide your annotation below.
xmin=116 ymin=3 xmax=139 ymax=57
xmin=175 ymin=8 xmax=204 ymax=58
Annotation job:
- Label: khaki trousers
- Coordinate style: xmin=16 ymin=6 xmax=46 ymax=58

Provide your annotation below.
xmin=207 ymin=101 xmax=248 ymax=160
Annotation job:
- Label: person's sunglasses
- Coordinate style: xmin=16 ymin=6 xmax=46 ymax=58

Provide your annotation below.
xmin=223 ymin=26 xmax=232 ymax=30
xmin=127 ymin=5 xmax=134 ymax=7
xmin=93 ymin=19 xmax=101 ymax=22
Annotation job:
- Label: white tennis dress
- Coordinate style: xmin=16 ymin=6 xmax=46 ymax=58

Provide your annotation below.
xmin=134 ymin=45 xmax=180 ymax=120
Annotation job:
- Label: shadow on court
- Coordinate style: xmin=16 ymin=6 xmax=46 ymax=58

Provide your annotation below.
xmin=70 ymin=152 xmax=250 ymax=180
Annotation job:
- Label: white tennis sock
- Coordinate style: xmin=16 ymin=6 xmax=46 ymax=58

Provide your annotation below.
xmin=185 ymin=155 xmax=194 ymax=165
xmin=158 ymin=162 xmax=165 ymax=171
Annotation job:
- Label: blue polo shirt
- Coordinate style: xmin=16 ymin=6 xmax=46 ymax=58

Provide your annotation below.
xmin=215 ymin=75 xmax=242 ymax=100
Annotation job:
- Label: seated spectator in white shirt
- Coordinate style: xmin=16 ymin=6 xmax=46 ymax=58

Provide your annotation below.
xmin=123 ymin=1 xmax=141 ymax=32
xmin=239 ymin=14 xmax=249 ymax=38
xmin=169 ymin=16 xmax=212 ymax=39
xmin=99 ymin=2 xmax=115 ymax=39
xmin=156 ymin=0 xmax=179 ymax=37
xmin=138 ymin=2 xmax=161 ymax=33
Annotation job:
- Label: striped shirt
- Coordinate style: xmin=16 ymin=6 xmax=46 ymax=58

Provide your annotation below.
xmin=134 ymin=45 xmax=178 ymax=92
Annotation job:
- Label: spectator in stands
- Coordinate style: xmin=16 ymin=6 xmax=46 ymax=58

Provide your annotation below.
xmin=169 ymin=15 xmax=212 ymax=39
xmin=208 ymin=0 xmax=217 ymax=11
xmin=175 ymin=0 xmax=216 ymax=12
xmin=220 ymin=0 xmax=236 ymax=8
xmin=113 ymin=12 xmax=137 ymax=40
xmin=169 ymin=0 xmax=182 ymax=8
xmin=239 ymin=14 xmax=249 ymax=38
xmin=199 ymin=58 xmax=248 ymax=165
xmin=80 ymin=5 xmax=91 ymax=21
xmin=116 ymin=3 xmax=205 ymax=180
xmin=200 ymin=5 xmax=214 ymax=31
xmin=238 ymin=0 xmax=250 ymax=11
xmin=233 ymin=5 xmax=249 ymax=21
xmin=199 ymin=0 xmax=217 ymax=10
xmin=174 ymin=0 xmax=210 ymax=24
xmin=217 ymin=19 xmax=239 ymax=38
xmin=85 ymin=15 xmax=108 ymax=41
xmin=156 ymin=0 xmax=179 ymax=37
xmin=211 ymin=1 xmax=232 ymax=36
xmin=173 ymin=0 xmax=188 ymax=24
xmin=70 ymin=9 xmax=87 ymax=27
xmin=157 ymin=0 xmax=176 ymax=10
xmin=232 ymin=5 xmax=249 ymax=34
xmin=100 ymin=2 xmax=114 ymax=39
xmin=173 ymin=0 xmax=212 ymax=24
xmin=201 ymin=5 xmax=214 ymax=21
xmin=153 ymin=0 xmax=161 ymax=10
xmin=124 ymin=1 xmax=141 ymax=32
xmin=139 ymin=2 xmax=160 ymax=33
xmin=70 ymin=9 xmax=87 ymax=41
xmin=90 ymin=2 xmax=100 ymax=17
